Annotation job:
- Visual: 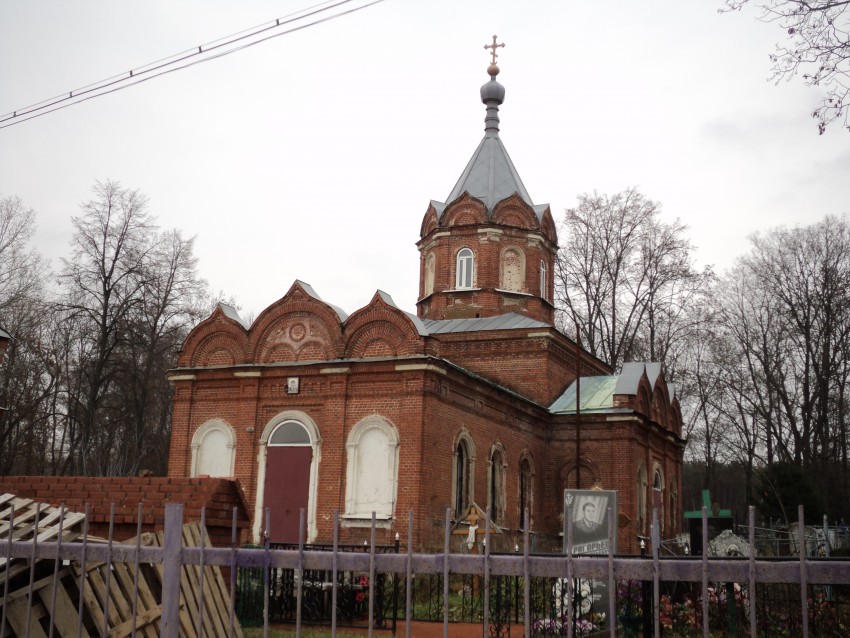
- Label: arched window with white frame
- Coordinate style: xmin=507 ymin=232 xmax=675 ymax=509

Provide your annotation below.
xmin=456 ymin=248 xmax=474 ymax=289
xmin=191 ymin=419 xmax=236 ymax=478
xmin=344 ymin=416 xmax=400 ymax=519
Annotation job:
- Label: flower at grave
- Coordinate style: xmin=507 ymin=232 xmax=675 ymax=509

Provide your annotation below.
xmin=616 ymin=579 xmax=642 ymax=608
xmin=574 ymin=618 xmax=598 ymax=636
xmin=659 ymin=594 xmax=673 ymax=630
xmin=360 ymin=575 xmax=368 ymax=587
xmin=356 ymin=591 xmax=365 ymax=602
xmin=531 ymin=618 xmax=560 ymax=633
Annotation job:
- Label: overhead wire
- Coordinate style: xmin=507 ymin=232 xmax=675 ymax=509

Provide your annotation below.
xmin=0 ymin=0 xmax=360 ymax=123
xmin=0 ymin=0 xmax=385 ymax=130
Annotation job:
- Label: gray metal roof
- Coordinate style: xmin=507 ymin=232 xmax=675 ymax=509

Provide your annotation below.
xmin=218 ymin=303 xmax=250 ymax=329
xmin=375 ymin=290 xmax=429 ymax=336
xmin=445 ymin=134 xmax=533 ymax=211
xmin=297 ymin=280 xmax=349 ymax=321
xmin=421 ymin=312 xmax=549 ymax=334
xmin=429 ymin=200 xmax=447 ymax=217
xmin=614 ymin=361 xmax=646 ymax=395
xmin=435 ymin=72 xmax=548 ymax=221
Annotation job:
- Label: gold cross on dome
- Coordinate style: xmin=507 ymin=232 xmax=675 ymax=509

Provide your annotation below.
xmin=484 ymin=35 xmax=504 ymax=65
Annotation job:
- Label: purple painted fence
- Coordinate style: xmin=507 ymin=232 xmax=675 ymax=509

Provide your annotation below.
xmin=1 ymin=502 xmax=848 ymax=637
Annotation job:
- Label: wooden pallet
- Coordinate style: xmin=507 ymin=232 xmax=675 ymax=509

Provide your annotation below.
xmin=0 ymin=494 xmax=242 ymax=638
xmin=0 ymin=495 xmax=86 ymax=590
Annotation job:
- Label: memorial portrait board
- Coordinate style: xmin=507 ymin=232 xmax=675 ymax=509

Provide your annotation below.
xmin=564 ymin=489 xmax=618 ymax=555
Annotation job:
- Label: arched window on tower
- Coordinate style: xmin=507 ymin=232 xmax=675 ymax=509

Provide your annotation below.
xmin=519 ymin=455 xmax=533 ymax=530
xmin=540 ymin=260 xmax=547 ymax=299
xmin=456 ymin=248 xmax=474 ymax=289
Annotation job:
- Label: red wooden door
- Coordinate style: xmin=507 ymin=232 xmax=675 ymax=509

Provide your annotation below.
xmin=264 ymin=446 xmax=312 ymax=543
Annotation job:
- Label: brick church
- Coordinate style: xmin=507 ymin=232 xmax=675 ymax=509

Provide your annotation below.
xmin=166 ymin=55 xmax=685 ymax=553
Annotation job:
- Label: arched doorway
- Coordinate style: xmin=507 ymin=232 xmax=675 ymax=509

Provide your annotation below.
xmin=263 ymin=420 xmax=313 ymax=543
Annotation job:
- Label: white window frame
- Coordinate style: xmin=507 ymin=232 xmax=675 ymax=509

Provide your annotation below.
xmin=456 ymin=248 xmax=474 ymax=289
xmin=343 ymin=416 xmax=400 ymax=520
xmin=190 ymin=419 xmax=236 ymax=478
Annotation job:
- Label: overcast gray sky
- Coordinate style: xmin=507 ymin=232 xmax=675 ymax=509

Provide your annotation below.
xmin=2 ymin=0 xmax=848 ymax=321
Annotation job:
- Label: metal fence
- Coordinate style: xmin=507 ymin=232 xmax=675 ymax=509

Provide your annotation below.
xmin=2 ymin=502 xmax=850 ymax=637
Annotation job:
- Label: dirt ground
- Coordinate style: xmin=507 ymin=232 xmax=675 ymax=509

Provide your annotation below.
xmin=264 ymin=621 xmax=491 ymax=636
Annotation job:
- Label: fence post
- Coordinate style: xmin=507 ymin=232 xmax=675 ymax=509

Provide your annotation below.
xmin=161 ymin=503 xmax=184 ymax=638
xmin=392 ymin=531 xmax=400 ymax=637
xmin=641 ymin=538 xmax=651 ymax=638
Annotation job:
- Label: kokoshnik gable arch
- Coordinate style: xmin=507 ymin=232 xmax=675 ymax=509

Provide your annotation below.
xmin=167 ymin=48 xmax=685 ymax=553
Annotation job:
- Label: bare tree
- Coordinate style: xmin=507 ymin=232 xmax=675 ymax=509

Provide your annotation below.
xmin=0 ymin=194 xmax=53 ymax=474
xmin=112 ymin=229 xmax=207 ymax=474
xmin=719 ymin=215 xmax=850 ymax=517
xmin=57 ymin=180 xmax=153 ymax=474
xmin=555 ymin=187 xmax=709 ymax=377
xmin=724 ymin=0 xmax=850 ymax=133
xmin=0 ymin=195 xmax=43 ymax=307
xmin=51 ymin=180 xmax=210 ymax=476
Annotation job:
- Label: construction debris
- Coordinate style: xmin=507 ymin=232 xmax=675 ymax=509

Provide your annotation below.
xmin=0 ymin=493 xmax=243 ymax=637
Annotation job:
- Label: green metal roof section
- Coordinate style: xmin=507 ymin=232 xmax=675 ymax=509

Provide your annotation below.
xmin=549 ymin=362 xmax=678 ymax=416
xmin=549 ymin=376 xmax=622 ymax=414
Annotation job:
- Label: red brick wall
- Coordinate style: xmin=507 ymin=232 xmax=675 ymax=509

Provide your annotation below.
xmin=168 ymin=278 xmax=684 ymax=555
xmin=416 ymin=194 xmax=558 ymax=325
xmin=429 ymin=328 xmax=610 ymax=406
xmin=546 ymin=414 xmax=685 ymax=554
xmin=0 ymin=476 xmax=250 ymax=546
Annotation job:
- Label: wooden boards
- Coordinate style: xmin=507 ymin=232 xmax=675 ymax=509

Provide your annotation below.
xmin=0 ymin=493 xmax=242 ymax=637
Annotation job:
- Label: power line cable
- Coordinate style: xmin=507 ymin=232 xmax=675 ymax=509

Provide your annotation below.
xmin=0 ymin=0 xmax=385 ymax=129
xmin=0 ymin=0 xmax=358 ymax=123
